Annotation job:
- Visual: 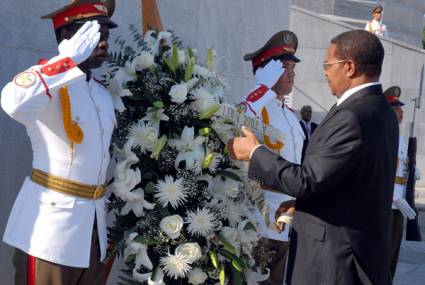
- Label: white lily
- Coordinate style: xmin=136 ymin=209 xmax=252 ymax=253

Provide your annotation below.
xmin=108 ymin=66 xmax=135 ymax=112
xmin=169 ymin=126 xmax=205 ymax=172
xmin=141 ymin=107 xmax=169 ymax=128
xmin=245 ymin=268 xmax=270 ymax=285
xmin=112 ymin=149 xmax=142 ymax=201
xmin=150 ymin=31 xmax=172 ymax=56
xmin=120 ymin=187 xmax=155 ymax=217
xmin=124 ymin=233 xmax=154 ymax=281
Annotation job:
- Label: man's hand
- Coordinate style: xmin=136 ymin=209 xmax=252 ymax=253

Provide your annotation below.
xmin=275 ymin=200 xmax=296 ymax=232
xmin=254 ymin=59 xmax=285 ymax=88
xmin=58 ymin=20 xmax=101 ymax=64
xmin=227 ymin=127 xmax=260 ymax=161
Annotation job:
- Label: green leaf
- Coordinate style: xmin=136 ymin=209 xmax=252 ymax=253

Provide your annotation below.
xmin=134 ymin=235 xmax=156 ymax=246
xmin=217 ymin=233 xmax=237 ymax=255
xmin=209 ymin=250 xmax=219 ymax=269
xmin=184 ymin=59 xmax=195 ymax=82
xmin=231 ymin=265 xmax=244 ymax=285
xmin=216 ymin=170 xmax=243 ymax=182
xmin=153 ymin=101 xmax=164 ymax=108
xmin=219 ymin=268 xmax=226 ymax=285
xmin=144 ymin=182 xmax=155 ymax=194
xmin=244 ymin=222 xmax=256 ymax=231
xmin=171 ymin=45 xmax=179 ymax=70
xmin=207 ymin=48 xmax=215 ymax=71
xmin=199 ymin=104 xmax=221 ymax=120
xmin=188 ymin=47 xmax=195 ymax=61
xmin=151 ymin=135 xmax=168 ymax=159
xmin=217 ymin=249 xmax=246 ymax=272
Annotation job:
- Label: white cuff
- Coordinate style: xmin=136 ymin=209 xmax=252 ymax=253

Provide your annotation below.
xmin=250 ymin=144 xmax=264 ymax=160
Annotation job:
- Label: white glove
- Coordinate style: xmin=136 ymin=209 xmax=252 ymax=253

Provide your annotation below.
xmin=254 ymin=59 xmax=285 ymax=89
xmin=58 ymin=21 xmax=101 ymax=65
xmin=394 ymin=198 xmax=417 ymax=220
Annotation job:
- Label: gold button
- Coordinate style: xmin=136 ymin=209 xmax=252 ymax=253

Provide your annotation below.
xmin=47 ymin=67 xmax=53 ymax=71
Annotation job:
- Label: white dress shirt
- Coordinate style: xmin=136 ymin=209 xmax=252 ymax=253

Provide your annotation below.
xmin=337 ymin=82 xmax=381 ymax=106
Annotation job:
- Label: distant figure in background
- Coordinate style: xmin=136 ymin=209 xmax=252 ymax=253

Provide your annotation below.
xmin=384 ymin=86 xmax=418 ymax=282
xmin=299 ymin=105 xmax=318 ymax=162
xmin=365 ymin=5 xmax=388 ymax=37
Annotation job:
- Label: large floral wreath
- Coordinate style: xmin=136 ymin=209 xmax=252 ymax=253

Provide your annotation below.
xmin=106 ymin=26 xmax=269 ymax=285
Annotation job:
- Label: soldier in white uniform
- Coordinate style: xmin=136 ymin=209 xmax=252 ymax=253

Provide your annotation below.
xmin=384 ymin=86 xmax=418 ymax=281
xmin=1 ymin=1 xmax=117 ymax=284
xmin=239 ymin=31 xmax=305 ymax=285
xmin=365 ymin=5 xmax=388 ymax=37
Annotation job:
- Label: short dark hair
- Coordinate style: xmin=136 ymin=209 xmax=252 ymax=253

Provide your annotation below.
xmin=301 ymin=105 xmax=312 ymax=112
xmin=330 ymin=30 xmax=384 ymax=78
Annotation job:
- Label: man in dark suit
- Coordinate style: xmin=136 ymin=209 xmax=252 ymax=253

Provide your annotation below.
xmin=228 ymin=30 xmax=398 ymax=285
xmin=299 ymin=105 xmax=318 ymax=162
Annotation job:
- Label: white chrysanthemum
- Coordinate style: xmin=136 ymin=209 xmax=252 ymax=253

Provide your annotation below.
xmin=224 ymin=203 xmax=244 ymax=226
xmin=188 ymin=268 xmax=208 ymax=285
xmin=185 ymin=208 xmax=217 ymax=237
xmin=203 ymin=153 xmax=222 ymax=174
xmin=190 ymin=87 xmax=219 ymax=112
xmin=154 ymin=176 xmax=187 ymax=209
xmin=160 ymin=252 xmax=192 ymax=280
xmin=129 ymin=121 xmax=159 ymax=153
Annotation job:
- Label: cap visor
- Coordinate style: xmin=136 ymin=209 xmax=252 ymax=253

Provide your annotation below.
xmin=281 ymin=54 xmax=301 ymax=63
xmin=73 ymin=16 xmax=118 ymax=29
xmin=390 ymin=101 xmax=404 ymax=107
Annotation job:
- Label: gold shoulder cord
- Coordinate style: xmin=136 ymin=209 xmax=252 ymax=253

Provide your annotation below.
xmin=261 ymin=107 xmax=284 ymax=153
xmin=58 ymin=86 xmax=84 ymax=162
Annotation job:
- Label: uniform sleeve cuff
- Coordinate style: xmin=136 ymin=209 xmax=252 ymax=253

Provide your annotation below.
xmin=250 ymin=144 xmax=264 ymax=160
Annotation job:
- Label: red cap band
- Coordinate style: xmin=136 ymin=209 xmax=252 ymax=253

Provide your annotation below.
xmin=386 ymin=96 xmax=398 ymax=104
xmin=252 ymin=45 xmax=295 ymax=68
xmin=52 ymin=3 xmax=108 ymax=29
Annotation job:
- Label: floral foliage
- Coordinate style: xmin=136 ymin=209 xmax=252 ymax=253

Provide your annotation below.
xmin=106 ymin=26 xmax=267 ymax=285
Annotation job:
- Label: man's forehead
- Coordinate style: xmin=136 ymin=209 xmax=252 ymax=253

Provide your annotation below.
xmin=282 ymin=59 xmax=296 ymax=65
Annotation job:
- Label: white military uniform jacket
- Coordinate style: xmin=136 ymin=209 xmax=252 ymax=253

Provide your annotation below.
xmin=365 ymin=19 xmax=388 ymax=37
xmin=1 ymin=55 xmax=115 ymax=268
xmin=244 ymin=87 xmax=304 ymax=241
xmin=392 ymin=135 xmax=408 ymax=209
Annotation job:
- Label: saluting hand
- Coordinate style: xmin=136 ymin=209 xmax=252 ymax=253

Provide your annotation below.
xmin=227 ymin=126 xmax=260 ymax=161
xmin=254 ymin=59 xmax=285 ymax=89
xmin=58 ymin=20 xmax=101 ymax=64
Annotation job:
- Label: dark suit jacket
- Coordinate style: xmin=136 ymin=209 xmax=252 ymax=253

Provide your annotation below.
xmin=300 ymin=120 xmax=318 ymax=162
xmin=249 ymin=85 xmax=398 ymax=285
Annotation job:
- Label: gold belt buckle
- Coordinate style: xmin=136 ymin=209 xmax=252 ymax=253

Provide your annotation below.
xmin=93 ymin=186 xmax=105 ymax=199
